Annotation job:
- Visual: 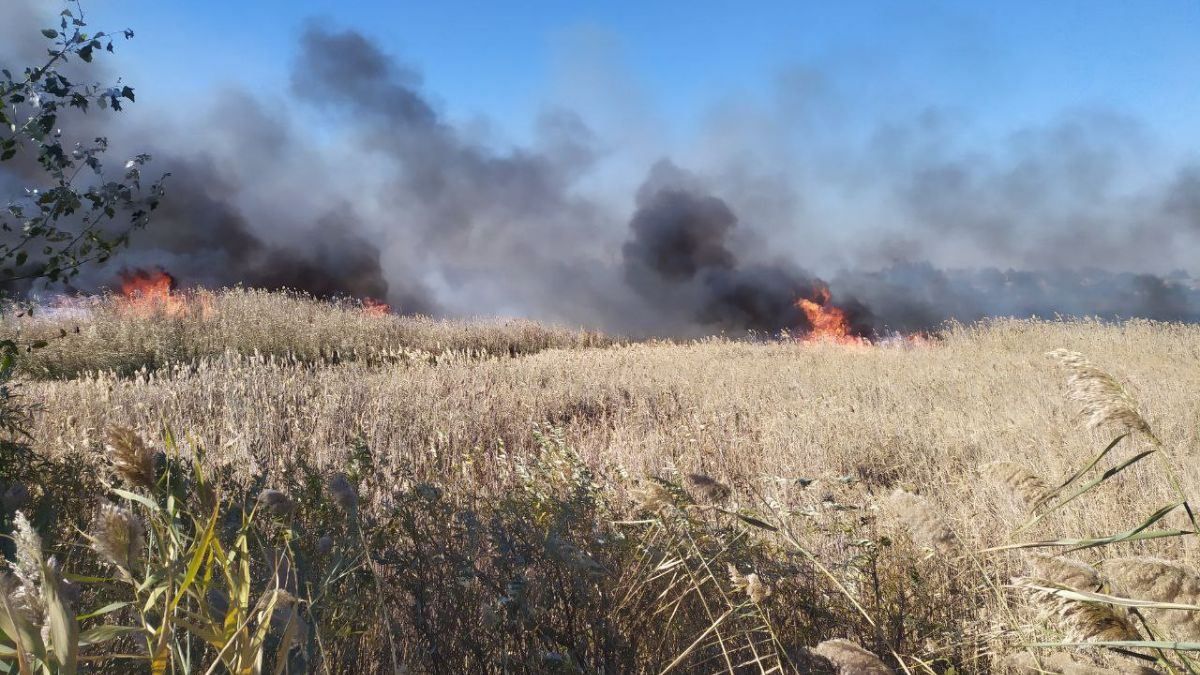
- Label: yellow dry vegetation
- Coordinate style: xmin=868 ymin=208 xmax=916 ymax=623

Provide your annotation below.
xmin=26 ymin=311 xmax=1200 ymax=542
xmin=7 ymin=290 xmax=1200 ymax=672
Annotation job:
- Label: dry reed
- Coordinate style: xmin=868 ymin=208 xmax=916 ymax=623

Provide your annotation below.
xmin=1004 ymin=651 xmax=1161 ymax=674
xmin=1045 ymin=349 xmax=1154 ymax=439
xmin=1013 ymin=576 xmax=1141 ymax=641
xmin=1101 ymin=557 xmax=1200 ymax=640
xmin=88 ymin=503 xmax=145 ymax=575
xmin=887 ymin=489 xmax=958 ymax=554
xmin=812 ymin=638 xmax=893 ymax=674
xmin=984 ymin=461 xmax=1050 ymax=510
xmin=9 ymin=293 xmax=1200 ymax=672
xmin=104 ymin=426 xmax=158 ymax=489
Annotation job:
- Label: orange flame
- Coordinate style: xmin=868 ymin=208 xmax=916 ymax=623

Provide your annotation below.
xmin=362 ymin=297 xmax=391 ymax=317
xmin=795 ymin=283 xmax=867 ymax=344
xmin=117 ymin=268 xmax=195 ymax=317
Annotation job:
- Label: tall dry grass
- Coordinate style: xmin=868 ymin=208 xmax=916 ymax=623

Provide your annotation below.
xmin=2 ymin=288 xmax=613 ymax=378
xmin=3 ymin=292 xmax=1200 ymax=672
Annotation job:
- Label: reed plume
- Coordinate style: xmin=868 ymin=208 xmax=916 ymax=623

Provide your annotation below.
xmin=631 ymin=481 xmax=674 ymax=514
xmin=1101 ymin=557 xmax=1200 ymax=639
xmin=684 ymin=473 xmax=730 ymax=504
xmin=982 ymin=461 xmax=1048 ymax=510
xmin=1013 ymin=577 xmax=1140 ymax=642
xmin=1004 ymin=651 xmax=1160 ymax=674
xmin=105 ymin=426 xmax=159 ymax=488
xmin=327 ymin=473 xmax=358 ymax=513
xmin=258 ymin=489 xmax=296 ymax=517
xmin=1027 ymin=555 xmax=1102 ymax=593
xmin=89 ymin=503 xmax=145 ymax=577
xmin=812 ymin=639 xmax=893 ymax=674
xmin=1045 ymin=350 xmax=1154 ymax=439
xmin=11 ymin=512 xmax=42 ymax=594
xmin=887 ymin=490 xmax=958 ymax=554
xmin=726 ymin=563 xmax=771 ymax=604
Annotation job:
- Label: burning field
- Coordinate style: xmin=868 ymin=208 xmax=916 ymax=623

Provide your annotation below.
xmin=6 ymin=3 xmax=1200 ymax=673
xmin=3 ymin=288 xmax=1198 ymax=672
xmin=27 ymin=257 xmax=884 ymax=346
xmin=8 ymin=276 xmax=901 ymax=383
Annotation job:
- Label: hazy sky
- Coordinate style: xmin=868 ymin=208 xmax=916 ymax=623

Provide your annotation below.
xmin=84 ymin=1 xmax=1200 ymax=152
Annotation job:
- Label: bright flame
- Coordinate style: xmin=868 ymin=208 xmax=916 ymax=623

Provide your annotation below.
xmin=116 ymin=268 xmax=209 ymax=318
xmin=362 ymin=298 xmax=391 ymax=316
xmin=795 ymin=284 xmax=866 ymax=344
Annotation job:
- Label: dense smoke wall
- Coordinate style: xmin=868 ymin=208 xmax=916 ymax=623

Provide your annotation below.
xmin=4 ymin=4 xmax=1200 ymax=336
xmin=622 ymin=160 xmax=875 ymax=335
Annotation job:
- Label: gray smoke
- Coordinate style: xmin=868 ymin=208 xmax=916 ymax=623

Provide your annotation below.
xmin=834 ymin=263 xmax=1200 ymax=333
xmin=5 ymin=3 xmax=1200 ymax=337
xmin=622 ymin=161 xmax=872 ymax=335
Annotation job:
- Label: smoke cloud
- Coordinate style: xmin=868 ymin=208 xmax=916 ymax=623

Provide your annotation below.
xmin=621 ymin=160 xmax=872 ymax=335
xmin=4 ymin=4 xmax=1200 ymax=337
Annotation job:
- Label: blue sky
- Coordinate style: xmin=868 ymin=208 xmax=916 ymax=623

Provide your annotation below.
xmin=85 ymin=1 xmax=1200 ymax=153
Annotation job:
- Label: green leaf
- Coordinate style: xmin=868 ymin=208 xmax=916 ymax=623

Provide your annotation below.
xmin=730 ymin=511 xmax=779 ymax=532
xmin=75 ymin=601 xmax=132 ymax=621
xmin=989 ymin=502 xmax=1192 ymax=552
xmin=1016 ymin=583 xmax=1200 ymax=612
xmin=77 ymin=625 xmax=144 ymax=647
xmin=42 ymin=561 xmax=80 ymax=672
xmin=112 ymin=488 xmax=160 ymax=512
xmin=170 ymin=505 xmax=220 ymax=613
xmin=41 ymin=29 xmax=59 ymax=39
xmin=1042 ymin=449 xmax=1155 ymax=514
xmin=1034 ymin=434 xmax=1128 ymax=511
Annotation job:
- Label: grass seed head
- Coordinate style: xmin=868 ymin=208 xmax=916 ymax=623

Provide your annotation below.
xmin=1004 ymin=651 xmax=1160 ymax=674
xmin=1027 ymin=555 xmax=1102 ymax=592
xmin=105 ymin=426 xmax=159 ymax=489
xmin=546 ymin=535 xmax=605 ymax=576
xmin=684 ymin=473 xmax=731 ymax=504
xmin=89 ymin=503 xmax=145 ymax=576
xmin=1046 ymin=349 xmax=1154 ymax=439
xmin=327 ymin=473 xmax=358 ymax=512
xmin=631 ymin=481 xmax=674 ymax=514
xmin=982 ymin=461 xmax=1048 ymax=509
xmin=812 ymin=639 xmax=893 ymax=674
xmin=887 ymin=490 xmax=957 ymax=554
xmin=726 ymin=563 xmax=772 ymax=603
xmin=258 ymin=489 xmax=296 ymax=518
xmin=11 ymin=512 xmax=43 ymax=593
xmin=1101 ymin=557 xmax=1200 ymax=639
xmin=1013 ymin=577 xmax=1140 ymax=642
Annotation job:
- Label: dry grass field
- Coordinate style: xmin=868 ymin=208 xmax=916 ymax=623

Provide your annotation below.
xmin=2 ymin=290 xmax=1199 ymax=673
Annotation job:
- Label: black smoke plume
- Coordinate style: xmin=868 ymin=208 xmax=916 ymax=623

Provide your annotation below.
xmin=621 ymin=161 xmax=873 ymax=336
